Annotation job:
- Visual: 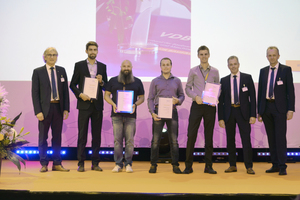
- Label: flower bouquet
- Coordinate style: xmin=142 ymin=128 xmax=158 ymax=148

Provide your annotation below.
xmin=0 ymin=84 xmax=29 ymax=175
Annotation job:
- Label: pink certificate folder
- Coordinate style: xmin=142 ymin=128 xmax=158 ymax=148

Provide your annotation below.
xmin=116 ymin=90 xmax=134 ymax=113
xmin=201 ymin=83 xmax=221 ymax=106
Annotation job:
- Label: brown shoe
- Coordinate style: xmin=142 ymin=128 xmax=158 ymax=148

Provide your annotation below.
xmin=40 ymin=165 xmax=48 ymax=173
xmin=91 ymin=165 xmax=103 ymax=171
xmin=247 ymin=168 xmax=255 ymax=174
xmin=225 ymin=166 xmax=237 ymax=173
xmin=52 ymin=165 xmax=70 ymax=172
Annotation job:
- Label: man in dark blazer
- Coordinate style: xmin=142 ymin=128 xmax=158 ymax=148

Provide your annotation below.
xmin=218 ymin=56 xmax=256 ymax=174
xmin=258 ymin=46 xmax=295 ymax=175
xmin=70 ymin=41 xmax=108 ymax=172
xmin=32 ymin=47 xmax=70 ymax=172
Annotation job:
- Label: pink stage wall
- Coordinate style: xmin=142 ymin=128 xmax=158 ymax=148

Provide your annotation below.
xmin=1 ymin=81 xmax=299 ymax=149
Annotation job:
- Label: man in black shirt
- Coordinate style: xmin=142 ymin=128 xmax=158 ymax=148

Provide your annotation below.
xmin=104 ymin=60 xmax=144 ymax=173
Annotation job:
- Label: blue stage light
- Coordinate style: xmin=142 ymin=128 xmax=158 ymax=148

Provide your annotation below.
xmin=88 ymin=150 xmax=139 ymax=155
xmin=257 ymin=152 xmax=300 ymax=156
xmin=15 ymin=149 xmax=65 ymax=155
xmin=193 ymin=152 xmax=236 ymax=156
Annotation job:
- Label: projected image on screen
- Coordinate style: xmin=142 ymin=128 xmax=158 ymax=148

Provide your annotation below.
xmin=96 ymin=0 xmax=191 ymax=78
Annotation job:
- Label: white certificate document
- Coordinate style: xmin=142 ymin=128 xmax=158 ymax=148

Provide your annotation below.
xmin=83 ymin=77 xmax=98 ymax=99
xmin=158 ymin=97 xmax=173 ymax=119
xmin=117 ymin=90 xmax=134 ymax=113
xmin=201 ymin=83 xmax=221 ymax=106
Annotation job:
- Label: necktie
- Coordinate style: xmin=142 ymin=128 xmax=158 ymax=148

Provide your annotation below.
xmin=268 ymin=68 xmax=275 ymax=98
xmin=233 ymin=75 xmax=238 ymax=104
xmin=50 ymin=67 xmax=57 ymax=100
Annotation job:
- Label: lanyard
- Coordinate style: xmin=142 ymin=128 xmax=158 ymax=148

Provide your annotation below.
xmin=199 ymin=65 xmax=210 ymax=84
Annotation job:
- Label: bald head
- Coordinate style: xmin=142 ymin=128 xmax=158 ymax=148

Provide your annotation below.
xmin=121 ymin=60 xmax=133 ymax=73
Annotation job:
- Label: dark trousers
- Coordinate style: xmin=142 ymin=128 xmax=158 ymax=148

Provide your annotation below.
xmin=225 ymin=107 xmax=253 ymax=169
xmin=262 ymin=101 xmax=287 ymax=169
xmin=185 ymin=102 xmax=216 ymax=169
xmin=150 ymin=108 xmax=179 ymax=166
xmin=77 ymin=103 xmax=103 ymax=167
xmin=38 ymin=103 xmax=63 ymax=166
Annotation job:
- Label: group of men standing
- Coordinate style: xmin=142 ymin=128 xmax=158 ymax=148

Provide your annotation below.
xmin=31 ymin=42 xmax=295 ymax=176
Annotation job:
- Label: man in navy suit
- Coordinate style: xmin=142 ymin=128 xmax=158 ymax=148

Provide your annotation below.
xmin=257 ymin=46 xmax=295 ymax=175
xmin=70 ymin=41 xmax=108 ymax=172
xmin=218 ymin=56 xmax=256 ymax=174
xmin=32 ymin=47 xmax=70 ymax=172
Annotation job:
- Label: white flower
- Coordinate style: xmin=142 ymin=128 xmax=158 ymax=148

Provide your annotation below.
xmin=12 ymin=128 xmax=17 ymax=137
xmin=0 ymin=84 xmax=9 ymax=116
xmin=6 ymin=128 xmax=17 ymax=138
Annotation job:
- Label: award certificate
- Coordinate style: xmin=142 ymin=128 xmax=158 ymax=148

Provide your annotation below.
xmin=201 ymin=83 xmax=221 ymax=106
xmin=158 ymin=97 xmax=173 ymax=119
xmin=83 ymin=77 xmax=98 ymax=99
xmin=116 ymin=90 xmax=134 ymax=113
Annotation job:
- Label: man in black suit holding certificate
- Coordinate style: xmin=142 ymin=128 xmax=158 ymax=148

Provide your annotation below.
xmin=257 ymin=46 xmax=295 ymax=175
xmin=70 ymin=41 xmax=107 ymax=172
xmin=218 ymin=56 xmax=256 ymax=174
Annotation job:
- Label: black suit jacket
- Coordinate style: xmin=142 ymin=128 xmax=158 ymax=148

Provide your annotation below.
xmin=258 ymin=63 xmax=295 ymax=115
xmin=218 ymin=72 xmax=256 ymax=123
xmin=32 ymin=65 xmax=70 ymax=118
xmin=70 ymin=60 xmax=107 ymax=111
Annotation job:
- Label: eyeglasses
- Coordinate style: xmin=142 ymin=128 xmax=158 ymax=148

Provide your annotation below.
xmin=46 ymin=54 xmax=58 ymax=57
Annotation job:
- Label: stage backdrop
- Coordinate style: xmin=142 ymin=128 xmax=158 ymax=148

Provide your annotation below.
xmin=2 ymin=81 xmax=300 ymax=148
xmin=0 ymin=0 xmax=300 ymax=148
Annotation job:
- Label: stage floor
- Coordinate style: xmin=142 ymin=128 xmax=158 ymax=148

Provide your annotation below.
xmin=0 ymin=160 xmax=299 ymax=195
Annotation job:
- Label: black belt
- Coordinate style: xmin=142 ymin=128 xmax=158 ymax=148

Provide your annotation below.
xmin=266 ymin=99 xmax=275 ymax=103
xmin=50 ymin=100 xmax=60 ymax=103
xmin=231 ymin=104 xmax=240 ymax=108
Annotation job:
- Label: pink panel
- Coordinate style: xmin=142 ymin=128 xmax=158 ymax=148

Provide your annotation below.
xmin=2 ymin=81 xmax=300 ymax=148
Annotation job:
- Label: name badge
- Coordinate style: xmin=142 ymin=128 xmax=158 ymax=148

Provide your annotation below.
xmin=242 ymin=87 xmax=248 ymax=92
xmin=277 ymin=80 xmax=283 ymax=85
xmin=61 ymin=77 xmax=65 ymax=82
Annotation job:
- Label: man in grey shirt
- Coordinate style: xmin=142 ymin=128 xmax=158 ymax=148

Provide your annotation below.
xmin=183 ymin=46 xmax=220 ymax=174
xmin=148 ymin=57 xmax=185 ymax=174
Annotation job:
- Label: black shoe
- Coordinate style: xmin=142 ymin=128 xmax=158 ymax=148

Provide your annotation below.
xmin=40 ymin=165 xmax=48 ymax=173
xmin=265 ymin=167 xmax=280 ymax=173
xmin=173 ymin=165 xmax=182 ymax=174
xmin=183 ymin=168 xmax=193 ymax=174
xmin=279 ymin=168 xmax=287 ymax=175
xmin=149 ymin=165 xmax=157 ymax=173
xmin=204 ymin=166 xmax=217 ymax=174
xmin=77 ymin=166 xmax=85 ymax=172
xmin=91 ymin=165 xmax=103 ymax=171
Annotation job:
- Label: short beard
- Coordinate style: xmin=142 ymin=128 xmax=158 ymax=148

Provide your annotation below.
xmin=88 ymin=54 xmax=96 ymax=60
xmin=118 ymin=70 xmax=134 ymax=84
